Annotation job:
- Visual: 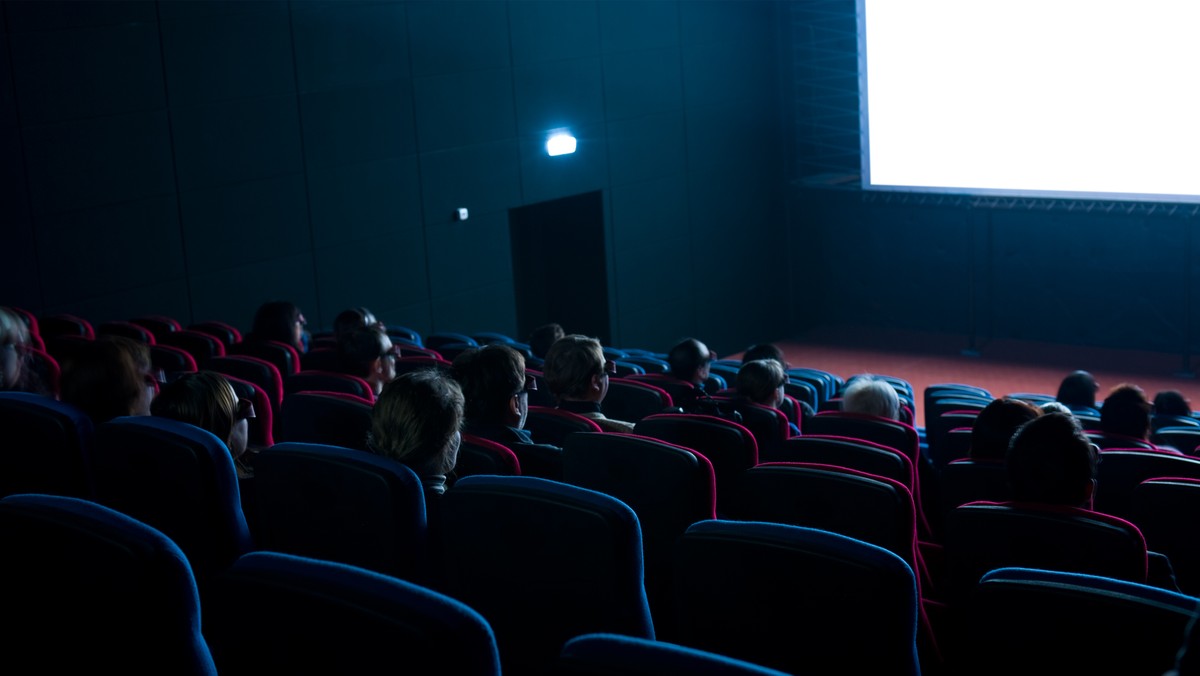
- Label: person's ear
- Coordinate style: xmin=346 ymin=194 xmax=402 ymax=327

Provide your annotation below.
xmin=591 ymin=373 xmax=604 ymax=392
xmin=508 ymin=393 xmax=522 ymax=417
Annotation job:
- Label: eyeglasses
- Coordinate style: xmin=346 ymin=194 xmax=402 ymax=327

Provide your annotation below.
xmin=236 ymin=397 xmax=256 ymax=421
xmin=295 ymin=314 xmax=308 ymax=328
xmin=1090 ymin=442 xmax=1103 ymax=464
xmin=517 ymin=373 xmax=538 ymax=396
xmin=380 ymin=348 xmax=397 ymax=360
xmin=602 ymin=360 xmax=617 ymax=376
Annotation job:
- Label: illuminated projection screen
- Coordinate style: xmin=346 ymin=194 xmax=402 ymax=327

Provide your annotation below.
xmin=860 ymin=0 xmax=1200 ymax=203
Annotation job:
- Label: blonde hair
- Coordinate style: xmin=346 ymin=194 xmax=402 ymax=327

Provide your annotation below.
xmin=369 ymin=369 xmax=464 ymax=476
xmin=151 ymin=371 xmax=238 ymax=447
xmin=736 ymin=359 xmax=785 ymax=405
xmin=543 ymin=335 xmax=605 ymax=400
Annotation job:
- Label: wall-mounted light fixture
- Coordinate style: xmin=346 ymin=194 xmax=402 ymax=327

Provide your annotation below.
xmin=546 ymin=131 xmax=577 ymax=157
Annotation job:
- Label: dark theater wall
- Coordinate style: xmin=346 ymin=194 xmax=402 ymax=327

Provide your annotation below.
xmin=1 ymin=0 xmax=787 ymax=356
xmin=786 ymin=1 xmax=1200 ymax=358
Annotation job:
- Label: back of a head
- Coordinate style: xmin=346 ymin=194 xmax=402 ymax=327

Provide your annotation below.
xmin=741 ymin=343 xmax=787 ymax=368
xmin=250 ymin=301 xmax=300 ymax=345
xmin=1154 ymin=389 xmax=1192 ymax=418
xmin=1006 ymin=412 xmax=1097 ymax=507
xmin=1057 ymin=370 xmax=1098 ymax=409
xmin=450 ymin=344 xmax=525 ymax=425
xmin=736 ymin=359 xmax=785 ymax=406
xmin=970 ymin=397 xmax=1042 ymax=462
xmin=337 ymin=324 xmax=387 ymax=378
xmin=1100 ymin=383 xmax=1152 ymax=439
xmin=543 ymin=334 xmax=604 ymax=401
xmin=332 ymin=307 xmax=375 ymax=343
xmin=667 ymin=338 xmax=709 ymax=382
xmin=528 ymin=323 xmax=565 ymax=359
xmin=60 ymin=335 xmax=152 ymax=424
xmin=151 ymin=371 xmax=237 ymax=446
xmin=0 ymin=307 xmax=31 ymax=392
xmin=841 ymin=375 xmax=900 ymax=420
xmin=370 ymin=369 xmax=464 ymax=476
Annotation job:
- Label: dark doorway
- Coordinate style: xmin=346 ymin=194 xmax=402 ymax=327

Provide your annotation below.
xmin=509 ymin=191 xmax=610 ymax=345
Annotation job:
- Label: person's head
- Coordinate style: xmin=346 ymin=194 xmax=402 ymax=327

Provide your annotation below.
xmin=1057 ymin=370 xmax=1099 ymax=409
xmin=1154 ymin=389 xmax=1192 ymax=418
xmin=451 ymin=344 xmax=530 ymax=429
xmin=543 ymin=334 xmax=614 ymax=404
xmin=969 ymin=397 xmax=1042 ymax=462
xmin=251 ymin=301 xmax=306 ymax=351
xmin=528 ymin=323 xmax=565 ymax=359
xmin=0 ymin=307 xmax=31 ymax=391
xmin=1006 ymin=412 xmax=1099 ymax=507
xmin=369 ymin=369 xmax=464 ymax=477
xmin=1040 ymin=401 xmax=1073 ymax=416
xmin=841 ymin=375 xmax=900 ymax=420
xmin=736 ymin=359 xmax=787 ymax=408
xmin=337 ymin=324 xmax=395 ymax=395
xmin=742 ymin=343 xmax=788 ymax=369
xmin=332 ymin=307 xmax=378 ymax=343
xmin=1100 ymin=383 xmax=1153 ymax=440
xmin=151 ymin=371 xmax=254 ymax=460
xmin=668 ymin=338 xmax=714 ymax=385
xmin=60 ymin=335 xmax=157 ymax=423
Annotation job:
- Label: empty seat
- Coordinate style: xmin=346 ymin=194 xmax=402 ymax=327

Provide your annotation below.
xmin=436 ymin=475 xmax=655 ymax=674
xmin=1132 ymin=477 xmax=1200 ymax=596
xmin=0 ymin=494 xmax=217 ymax=675
xmin=97 ymin=319 xmax=157 ymax=344
xmin=1094 ymin=449 xmax=1200 ymax=520
xmin=557 ymin=632 xmax=788 ymax=676
xmin=189 ymin=321 xmax=242 ymax=347
xmin=523 ymin=405 xmax=604 ymax=447
xmin=91 ymin=415 xmax=253 ymax=584
xmin=253 ymin=442 xmax=428 ymax=580
xmin=948 ymin=567 xmax=1199 ymax=676
xmin=229 ymin=339 xmax=301 ymax=376
xmin=284 ymin=370 xmax=375 ymax=402
xmin=0 ymin=392 xmax=94 ymax=499
xmin=279 ymin=391 xmax=373 ymax=451
xmin=602 ymin=377 xmax=674 ymax=423
xmin=130 ymin=314 xmax=182 ymax=339
xmin=563 ymin=431 xmax=717 ymax=641
xmin=673 ymin=520 xmax=921 ymax=675
xmin=207 ymin=551 xmax=499 ymax=676
xmin=635 ymin=413 xmax=759 ymax=514
xmin=773 ymin=434 xmax=914 ymax=490
xmin=39 ymin=313 xmax=95 ymax=339
xmin=455 ymin=434 xmax=522 ymax=479
xmin=158 ymin=329 xmax=226 ymax=368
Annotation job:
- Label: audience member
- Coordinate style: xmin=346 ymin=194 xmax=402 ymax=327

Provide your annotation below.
xmin=542 ymin=334 xmax=635 ymax=433
xmin=1040 ymin=401 xmax=1073 ymax=416
xmin=1100 ymin=383 xmax=1154 ymax=443
xmin=368 ymin=369 xmax=464 ymax=497
xmin=451 ymin=343 xmax=556 ymax=444
xmin=1153 ymin=389 xmax=1193 ymax=433
xmin=0 ymin=307 xmax=34 ymax=393
xmin=248 ymin=300 xmax=308 ymax=354
xmin=666 ymin=337 xmax=716 ymax=410
xmin=337 ymin=324 xmax=396 ymax=396
xmin=1008 ymin=411 xmax=1179 ymax=590
xmin=527 ymin=323 xmax=565 ymax=362
xmin=151 ymin=371 xmax=255 ymax=479
xmin=968 ymin=397 xmax=1042 ymax=462
xmin=60 ymin=335 xmax=157 ymax=424
xmin=741 ymin=343 xmax=789 ymax=369
xmin=332 ymin=307 xmax=380 ymax=343
xmin=1006 ymin=412 xmax=1099 ymax=507
xmin=736 ymin=358 xmax=799 ymax=436
xmin=841 ymin=374 xmax=900 ymax=420
xmin=1057 ymin=370 xmax=1100 ymax=411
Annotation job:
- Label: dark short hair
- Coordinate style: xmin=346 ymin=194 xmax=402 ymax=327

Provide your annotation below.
xmin=1100 ymin=383 xmax=1152 ymax=439
xmin=543 ymin=335 xmax=605 ymax=401
xmin=1007 ymin=412 xmax=1097 ymax=506
xmin=337 ymin=324 xmax=387 ymax=378
xmin=668 ymin=338 xmax=709 ymax=381
xmin=1153 ymin=389 xmax=1191 ymax=418
xmin=528 ymin=323 xmax=565 ymax=359
xmin=1056 ymin=370 xmax=1098 ymax=409
xmin=250 ymin=301 xmax=301 ymax=346
xmin=969 ymin=397 xmax=1042 ymax=462
xmin=333 ymin=307 xmax=374 ymax=342
xmin=742 ymin=343 xmax=786 ymax=368
xmin=451 ymin=344 xmax=525 ymax=425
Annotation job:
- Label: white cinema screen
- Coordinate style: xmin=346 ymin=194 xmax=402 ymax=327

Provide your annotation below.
xmin=859 ymin=0 xmax=1200 ymax=203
